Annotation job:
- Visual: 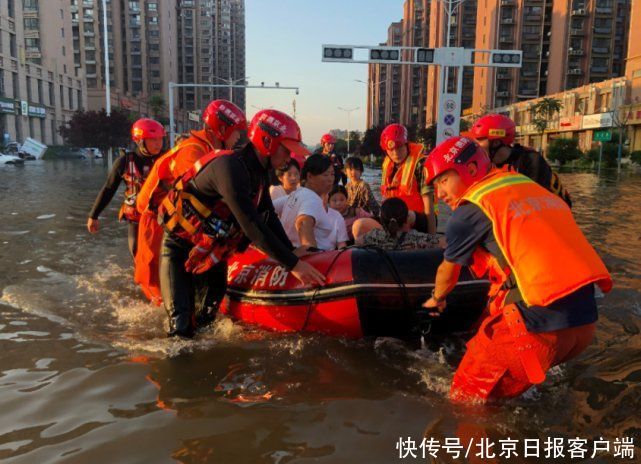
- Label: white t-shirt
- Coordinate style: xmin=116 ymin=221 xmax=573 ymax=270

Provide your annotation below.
xmin=269 ymin=184 xmax=298 ymax=201
xmin=273 ymin=187 xmax=348 ymax=250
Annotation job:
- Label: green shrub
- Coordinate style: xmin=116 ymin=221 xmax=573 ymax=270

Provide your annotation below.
xmin=547 ymin=138 xmax=582 ymax=165
xmin=586 ymin=143 xmax=624 ymax=168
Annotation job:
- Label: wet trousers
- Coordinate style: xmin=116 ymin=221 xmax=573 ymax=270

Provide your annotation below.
xmin=159 ymin=232 xmax=228 ymax=337
xmin=449 ymin=308 xmax=596 ymax=403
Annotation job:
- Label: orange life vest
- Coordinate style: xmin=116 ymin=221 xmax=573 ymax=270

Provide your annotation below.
xmin=159 ymin=150 xmax=262 ymax=273
xmin=118 ymin=150 xmax=150 ymax=223
xmin=381 ymin=143 xmax=425 ymax=213
xmin=460 ymin=169 xmax=612 ymax=308
xmin=136 ymin=130 xmax=213 ymax=214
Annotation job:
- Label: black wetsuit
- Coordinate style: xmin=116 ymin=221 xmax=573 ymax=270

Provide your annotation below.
xmin=89 ymin=149 xmax=157 ymax=257
xmin=161 ymin=143 xmax=298 ymax=337
xmin=500 ymin=144 xmax=572 ymax=208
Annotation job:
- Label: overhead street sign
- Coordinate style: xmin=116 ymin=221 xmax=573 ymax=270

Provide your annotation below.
xmin=322 ymin=44 xmax=522 ymax=144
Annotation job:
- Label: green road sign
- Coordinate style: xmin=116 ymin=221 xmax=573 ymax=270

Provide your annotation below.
xmin=593 ymin=130 xmax=612 ymax=142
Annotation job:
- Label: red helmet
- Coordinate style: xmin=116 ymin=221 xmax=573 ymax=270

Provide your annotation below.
xmin=424 ymin=136 xmax=491 ymax=188
xmin=320 ymin=133 xmax=336 ymax=145
xmin=202 ymin=99 xmax=247 ymax=141
xmin=467 ymin=113 xmax=516 ymax=145
xmin=131 ymin=118 xmax=166 ymax=143
xmin=248 ymin=109 xmax=310 ymax=157
xmin=380 ymin=123 xmax=408 ymax=151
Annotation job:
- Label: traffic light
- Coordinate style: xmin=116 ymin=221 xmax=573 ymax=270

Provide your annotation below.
xmin=369 ymin=47 xmax=401 ymax=63
xmin=322 ymin=46 xmax=354 ymax=62
xmin=416 ymin=48 xmax=435 ymax=63
xmin=490 ymin=51 xmax=522 ymax=67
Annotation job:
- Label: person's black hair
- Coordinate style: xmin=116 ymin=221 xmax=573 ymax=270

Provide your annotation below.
xmin=329 ymin=185 xmax=348 ymax=199
xmin=380 ymin=198 xmax=408 ymax=238
xmin=344 ymin=156 xmax=363 ymax=171
xmin=275 ymin=159 xmax=300 ymax=178
xmin=301 ymin=154 xmax=332 ymax=184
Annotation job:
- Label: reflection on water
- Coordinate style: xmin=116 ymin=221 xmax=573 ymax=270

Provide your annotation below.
xmin=0 ymin=160 xmax=640 ymax=462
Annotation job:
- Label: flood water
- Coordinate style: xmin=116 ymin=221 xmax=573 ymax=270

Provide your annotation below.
xmin=0 ymin=159 xmax=640 ymax=463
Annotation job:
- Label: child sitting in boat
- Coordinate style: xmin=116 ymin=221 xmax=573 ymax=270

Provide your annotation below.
xmin=328 ymin=185 xmax=373 ymax=243
xmin=344 ymin=157 xmax=380 ymax=217
xmin=270 ymin=159 xmax=300 ymax=201
xmin=354 ymin=198 xmax=441 ymax=250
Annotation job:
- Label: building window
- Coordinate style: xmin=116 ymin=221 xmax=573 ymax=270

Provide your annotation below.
xmin=49 ymin=82 xmax=54 ymax=106
xmin=24 ymin=0 xmax=38 ymax=10
xmin=24 ymin=18 xmax=39 ymax=29
xmin=8 ymin=0 xmax=15 ymax=18
xmin=148 ymin=3 xmax=158 ymax=11
xmin=10 ymin=34 xmax=17 ymax=58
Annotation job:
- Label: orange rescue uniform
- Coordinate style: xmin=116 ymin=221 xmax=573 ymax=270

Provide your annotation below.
xmin=449 ymin=169 xmax=612 ymax=402
xmin=381 ymin=142 xmax=426 ymax=213
xmin=134 ymin=130 xmax=215 ymax=305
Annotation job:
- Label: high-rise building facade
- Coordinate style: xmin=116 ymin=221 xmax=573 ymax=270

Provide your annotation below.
xmin=177 ymin=0 xmax=245 ymax=113
xmin=400 ymin=0 xmax=430 ymax=128
xmin=0 ymin=0 xmax=85 ymax=145
xmin=73 ymin=0 xmax=179 ymax=119
xmin=472 ymin=0 xmax=631 ymax=114
xmin=367 ymin=21 xmax=403 ymax=127
xmin=370 ymin=0 xmax=631 ymax=130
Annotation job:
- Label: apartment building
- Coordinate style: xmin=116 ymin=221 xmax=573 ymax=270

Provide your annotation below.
xmin=177 ymin=0 xmax=246 ymax=113
xmin=400 ymin=0 xmax=430 ymax=128
xmin=472 ymin=0 xmax=631 ymax=115
xmin=0 ymin=0 xmax=85 ymax=145
xmin=367 ymin=21 xmax=403 ymax=128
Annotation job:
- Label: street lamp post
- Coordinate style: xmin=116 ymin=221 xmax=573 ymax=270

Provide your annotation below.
xmin=168 ymin=82 xmax=299 ymax=146
xmin=213 ymin=76 xmax=249 ymax=103
xmin=101 ymin=0 xmax=112 ymax=167
xmin=354 ymin=79 xmax=387 ymax=129
xmin=337 ymin=106 xmax=359 ymax=154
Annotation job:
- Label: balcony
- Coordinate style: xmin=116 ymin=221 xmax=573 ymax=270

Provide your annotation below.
xmin=591 ymin=66 xmax=608 ymax=73
xmin=569 ymin=49 xmax=584 ymax=56
xmin=500 ymin=0 xmax=514 ymax=5
xmin=570 ymin=28 xmax=584 ymax=35
xmin=83 ymin=16 xmax=94 ymax=22
xmin=496 ymin=91 xmax=510 ymax=97
xmin=571 ymin=8 xmax=586 ymax=15
xmin=83 ymin=31 xmax=95 ymax=37
xmin=497 ymin=70 xmax=510 ymax=79
xmin=521 ymin=70 xmax=538 ymax=77
xmin=24 ymin=29 xmax=39 ymax=39
xmin=524 ymin=14 xmax=542 ymax=22
xmin=593 ymin=46 xmax=609 ymax=54
xmin=594 ymin=27 xmax=612 ymax=34
xmin=499 ymin=36 xmax=513 ymax=43
xmin=567 ymin=68 xmax=582 ymax=75
xmin=595 ymin=7 xmax=612 ymax=15
xmin=522 ymin=33 xmax=541 ymax=41
xmin=25 ymin=49 xmax=41 ymax=59
xmin=500 ymin=17 xmax=514 ymax=24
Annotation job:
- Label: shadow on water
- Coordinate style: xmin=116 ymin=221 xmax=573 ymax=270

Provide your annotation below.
xmin=0 ymin=161 xmax=640 ymax=462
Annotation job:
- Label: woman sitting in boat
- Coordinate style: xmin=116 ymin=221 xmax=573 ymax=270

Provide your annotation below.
xmin=274 ymin=154 xmax=348 ymax=250
xmin=328 ymin=185 xmax=373 ymax=243
xmin=354 ymin=197 xmax=441 ymax=250
xmin=269 ymin=158 xmax=301 ymax=201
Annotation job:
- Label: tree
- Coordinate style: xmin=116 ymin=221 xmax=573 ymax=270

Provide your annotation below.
xmin=148 ymin=94 xmax=166 ymax=119
xmin=547 ymin=138 xmax=582 ymax=166
xmin=348 ymin=131 xmax=362 ymax=154
xmin=530 ymin=97 xmax=563 ymax=155
xmin=58 ymin=109 xmax=132 ymax=156
xmin=359 ymin=125 xmax=385 ymax=158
